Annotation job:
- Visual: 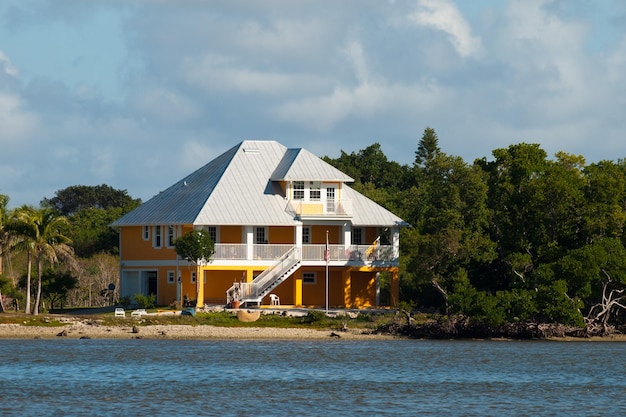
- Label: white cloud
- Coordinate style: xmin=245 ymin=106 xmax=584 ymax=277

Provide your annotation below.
xmin=129 ymin=87 xmax=198 ymax=124
xmin=181 ymin=52 xmax=331 ymax=97
xmin=0 ymin=94 xmax=38 ymax=146
xmin=410 ymin=0 xmax=483 ymax=57
xmin=0 ymin=50 xmax=19 ymax=77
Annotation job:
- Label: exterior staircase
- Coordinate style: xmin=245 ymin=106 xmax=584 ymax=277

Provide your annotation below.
xmin=226 ymin=246 xmax=301 ymax=306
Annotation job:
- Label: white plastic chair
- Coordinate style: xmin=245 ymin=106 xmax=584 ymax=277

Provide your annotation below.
xmin=114 ymin=308 xmax=125 ymax=317
xmin=269 ymin=294 xmax=280 ymax=306
xmin=131 ymin=309 xmax=147 ymax=317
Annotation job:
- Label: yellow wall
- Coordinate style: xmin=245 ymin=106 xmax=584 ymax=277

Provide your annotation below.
xmin=120 ymin=226 xmax=177 ymax=261
xmin=269 ymin=226 xmax=294 ymax=244
xmin=350 ymin=271 xmax=376 ymax=308
xmin=310 ymin=225 xmax=341 ymax=244
xmin=220 ymin=226 xmax=243 ymax=243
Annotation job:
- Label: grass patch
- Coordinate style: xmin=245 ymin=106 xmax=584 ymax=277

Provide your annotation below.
xmin=1 ymin=309 xmax=399 ymax=331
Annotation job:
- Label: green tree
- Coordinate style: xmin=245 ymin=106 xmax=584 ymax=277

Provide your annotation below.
xmin=174 ymin=229 xmax=215 ymax=264
xmin=407 ymin=130 xmax=495 ymax=310
xmin=41 ymin=184 xmax=140 ymax=216
xmin=42 ymin=185 xmax=140 ymax=257
xmin=41 ymin=267 xmax=78 ymax=310
xmin=11 ymin=206 xmax=75 ymax=314
xmin=0 ymin=194 xmax=9 ymax=311
xmin=414 ymin=126 xmax=440 ymax=168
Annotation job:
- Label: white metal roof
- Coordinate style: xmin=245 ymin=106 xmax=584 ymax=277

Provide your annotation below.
xmin=112 ymin=140 xmax=407 ymax=228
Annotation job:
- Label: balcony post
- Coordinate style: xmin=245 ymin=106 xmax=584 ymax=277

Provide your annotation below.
xmin=245 ymin=226 xmax=254 ymax=260
xmin=295 ymin=221 xmax=303 ymax=249
xmin=392 ymin=227 xmax=400 ymax=260
xmin=342 ymin=222 xmax=351 ymax=252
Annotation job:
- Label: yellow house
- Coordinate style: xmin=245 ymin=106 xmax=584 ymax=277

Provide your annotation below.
xmin=112 ymin=140 xmax=408 ymax=309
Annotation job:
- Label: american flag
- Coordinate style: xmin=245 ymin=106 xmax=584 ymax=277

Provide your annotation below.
xmin=324 ymin=234 xmax=330 ymax=263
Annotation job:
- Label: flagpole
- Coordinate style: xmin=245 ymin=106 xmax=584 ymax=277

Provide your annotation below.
xmin=325 ymin=229 xmax=329 ymax=314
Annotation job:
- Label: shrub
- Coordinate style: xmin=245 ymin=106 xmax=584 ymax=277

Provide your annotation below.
xmin=302 ymin=310 xmax=327 ymax=324
xmin=134 ymin=293 xmax=156 ymax=309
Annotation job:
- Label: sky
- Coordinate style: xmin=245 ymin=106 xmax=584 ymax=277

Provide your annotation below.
xmin=1 ymin=0 xmax=625 ymax=208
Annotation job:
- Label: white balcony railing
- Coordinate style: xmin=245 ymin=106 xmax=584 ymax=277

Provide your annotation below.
xmin=213 ymin=243 xmax=396 ymax=263
xmin=285 ymin=199 xmax=352 ymax=218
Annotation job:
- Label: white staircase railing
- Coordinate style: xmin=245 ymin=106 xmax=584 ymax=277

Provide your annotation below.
xmin=226 ymin=246 xmax=301 ymax=305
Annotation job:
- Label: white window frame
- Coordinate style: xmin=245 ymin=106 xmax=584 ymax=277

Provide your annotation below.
xmin=293 ymin=181 xmax=305 ymax=200
xmin=191 ymin=271 xmax=196 ymax=284
xmin=154 ymin=226 xmax=162 ymax=248
xmin=143 ymin=226 xmax=150 ymax=241
xmin=167 ymin=270 xmax=175 ymax=284
xmin=167 ymin=225 xmax=176 ymax=247
xmin=303 ymin=272 xmax=317 ymax=284
xmin=302 ymin=226 xmax=311 ymax=244
xmin=256 ymin=227 xmax=268 ymax=244
xmin=352 ymin=227 xmax=363 ymax=245
xmin=206 ymin=226 xmax=217 ymax=243
xmin=309 ymin=181 xmax=321 ymax=201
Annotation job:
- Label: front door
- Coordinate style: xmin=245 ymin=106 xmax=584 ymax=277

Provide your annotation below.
xmin=147 ymin=271 xmax=158 ymax=296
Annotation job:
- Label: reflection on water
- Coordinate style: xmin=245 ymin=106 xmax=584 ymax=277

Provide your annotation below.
xmin=1 ymin=338 xmax=625 ymax=416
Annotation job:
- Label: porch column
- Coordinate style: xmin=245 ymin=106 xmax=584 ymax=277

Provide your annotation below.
xmin=343 ymin=222 xmax=351 ymax=251
xmin=196 ymin=265 xmax=204 ymax=308
xmin=295 ymin=221 xmax=303 ymax=249
xmin=392 ymin=227 xmax=400 ymax=260
xmin=390 ymin=268 xmax=399 ymax=308
xmin=293 ymin=272 xmax=303 ymax=307
xmin=245 ymin=226 xmax=254 ymax=260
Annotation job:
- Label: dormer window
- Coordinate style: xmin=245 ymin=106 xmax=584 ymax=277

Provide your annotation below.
xmin=293 ymin=181 xmax=305 ymax=199
xmin=309 ymin=182 xmax=321 ymax=200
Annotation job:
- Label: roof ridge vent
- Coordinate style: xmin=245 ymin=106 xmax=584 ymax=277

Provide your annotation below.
xmin=242 ymin=145 xmax=260 ymax=154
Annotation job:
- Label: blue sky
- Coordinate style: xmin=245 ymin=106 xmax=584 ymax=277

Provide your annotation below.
xmin=1 ymin=0 xmax=625 ymax=207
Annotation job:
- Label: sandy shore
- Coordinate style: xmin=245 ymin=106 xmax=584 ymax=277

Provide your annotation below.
xmin=0 ymin=322 xmax=395 ymax=340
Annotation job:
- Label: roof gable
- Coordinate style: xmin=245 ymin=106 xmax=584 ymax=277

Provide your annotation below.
xmin=271 ymin=148 xmax=354 ymax=182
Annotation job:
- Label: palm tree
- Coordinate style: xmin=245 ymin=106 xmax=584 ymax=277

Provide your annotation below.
xmin=12 ymin=206 xmax=75 ymax=314
xmin=0 ymin=194 xmax=9 ymax=312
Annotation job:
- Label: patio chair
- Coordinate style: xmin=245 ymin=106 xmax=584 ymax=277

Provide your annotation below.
xmin=114 ymin=308 xmax=126 ymax=317
xmin=269 ymin=294 xmax=280 ymax=306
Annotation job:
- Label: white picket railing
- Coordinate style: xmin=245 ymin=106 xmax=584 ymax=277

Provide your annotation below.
xmin=214 ymin=243 xmax=395 ymax=262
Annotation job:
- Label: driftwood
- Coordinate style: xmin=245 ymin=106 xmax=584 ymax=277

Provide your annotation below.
xmin=584 ymin=273 xmax=626 ymax=337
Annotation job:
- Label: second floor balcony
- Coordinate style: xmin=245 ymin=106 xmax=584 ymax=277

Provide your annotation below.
xmin=285 ymin=199 xmax=352 ymax=219
xmin=211 ymin=243 xmax=397 ymax=265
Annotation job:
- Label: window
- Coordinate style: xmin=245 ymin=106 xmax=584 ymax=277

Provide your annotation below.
xmin=154 ymin=226 xmax=162 ymax=248
xmin=167 ymin=270 xmax=175 ymax=284
xmin=352 ymin=228 xmax=363 ymax=245
xmin=303 ymin=272 xmax=316 ymax=284
xmin=309 ymin=182 xmax=321 ymax=200
xmin=143 ymin=226 xmax=150 ymax=241
xmin=167 ymin=225 xmax=176 ymax=247
xmin=206 ymin=226 xmax=217 ymax=243
xmin=191 ymin=271 xmax=196 ymax=283
xmin=302 ymin=227 xmax=311 ymax=244
xmin=293 ymin=181 xmax=304 ymax=200
xmin=256 ymin=227 xmax=267 ymax=244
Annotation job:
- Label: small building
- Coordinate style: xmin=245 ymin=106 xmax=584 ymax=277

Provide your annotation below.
xmin=112 ymin=140 xmax=408 ymax=309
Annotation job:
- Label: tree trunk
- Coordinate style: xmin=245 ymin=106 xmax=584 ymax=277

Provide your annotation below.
xmin=0 ymin=288 xmax=5 ymax=313
xmin=34 ymin=257 xmax=43 ymax=315
xmin=25 ymin=252 xmax=32 ymax=314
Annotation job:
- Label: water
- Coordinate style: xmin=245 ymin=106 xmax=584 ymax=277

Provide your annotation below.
xmin=1 ymin=338 xmax=625 ymax=416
